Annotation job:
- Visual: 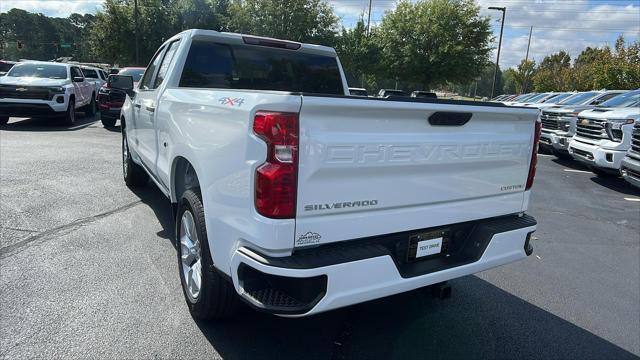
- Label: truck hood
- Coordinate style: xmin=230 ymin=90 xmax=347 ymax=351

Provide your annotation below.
xmin=543 ymin=105 xmax=596 ymax=115
xmin=579 ymin=107 xmax=640 ymax=119
xmin=0 ymin=77 xmax=70 ymax=87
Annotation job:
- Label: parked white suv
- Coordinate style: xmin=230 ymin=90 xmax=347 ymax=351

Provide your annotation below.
xmin=539 ymin=90 xmax=627 ymax=156
xmin=113 ymin=29 xmax=539 ymax=319
xmin=569 ymin=94 xmax=640 ymax=175
xmin=80 ymin=65 xmax=108 ymax=95
xmin=0 ymin=61 xmax=96 ymax=125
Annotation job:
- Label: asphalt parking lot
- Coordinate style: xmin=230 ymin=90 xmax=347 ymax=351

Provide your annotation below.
xmin=1 ymin=115 xmax=639 ymax=360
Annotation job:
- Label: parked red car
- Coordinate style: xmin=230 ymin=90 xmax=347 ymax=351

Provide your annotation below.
xmin=97 ymin=67 xmax=145 ymax=127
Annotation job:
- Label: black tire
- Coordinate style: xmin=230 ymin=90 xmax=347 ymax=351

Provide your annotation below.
xmin=0 ymin=116 xmax=8 ymax=125
xmin=177 ymin=189 xmax=239 ymax=320
xmin=102 ymin=117 xmax=116 ymax=128
xmin=122 ymin=126 xmax=148 ymax=187
xmin=84 ymin=94 xmax=97 ymax=117
xmin=552 ymin=148 xmax=571 ymax=159
xmin=60 ymin=97 xmax=76 ymax=126
xmin=592 ymin=167 xmax=616 ymax=178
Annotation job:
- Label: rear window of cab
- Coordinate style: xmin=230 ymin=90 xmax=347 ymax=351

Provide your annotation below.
xmin=179 ymin=40 xmax=343 ymax=95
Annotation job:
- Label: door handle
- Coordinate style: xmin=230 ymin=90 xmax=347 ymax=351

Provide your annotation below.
xmin=146 ymin=106 xmax=155 ymax=113
xmin=134 ymin=103 xmax=141 ymax=109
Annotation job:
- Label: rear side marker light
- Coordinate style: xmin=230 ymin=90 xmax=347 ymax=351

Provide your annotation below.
xmin=253 ymin=111 xmax=299 ymax=219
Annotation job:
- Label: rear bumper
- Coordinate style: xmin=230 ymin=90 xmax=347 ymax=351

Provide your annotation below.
xmin=230 ymin=214 xmax=536 ymax=317
xmin=540 ymin=130 xmax=571 ymax=152
xmin=620 ymin=154 xmax=640 ymax=188
xmin=568 ymin=139 xmax=627 ymax=171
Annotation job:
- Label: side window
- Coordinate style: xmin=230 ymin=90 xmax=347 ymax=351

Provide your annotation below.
xmin=71 ymin=67 xmax=83 ymax=79
xmin=154 ymin=40 xmax=181 ymax=88
xmin=139 ymin=46 xmax=165 ymax=91
xmin=596 ymin=93 xmax=619 ymax=103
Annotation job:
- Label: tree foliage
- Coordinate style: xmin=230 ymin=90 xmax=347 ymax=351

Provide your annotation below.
xmin=0 ymin=9 xmax=93 ymax=61
xmin=3 ymin=2 xmax=636 ymax=95
xmin=376 ymin=0 xmax=492 ymax=89
xmin=227 ymin=0 xmax=338 ymax=45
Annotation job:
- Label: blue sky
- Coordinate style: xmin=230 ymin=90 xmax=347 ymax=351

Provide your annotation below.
xmin=2 ymin=0 xmax=639 ymax=68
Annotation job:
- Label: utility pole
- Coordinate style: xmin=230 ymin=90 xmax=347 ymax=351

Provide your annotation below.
xmin=488 ymin=7 xmax=506 ymax=99
xmin=134 ymin=0 xmax=140 ymax=65
xmin=522 ymin=26 xmax=533 ymax=94
xmin=366 ymin=0 xmax=373 ymax=36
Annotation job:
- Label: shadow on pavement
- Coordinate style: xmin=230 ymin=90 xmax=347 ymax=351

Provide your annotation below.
xmin=121 ymin=156 xmax=638 ymax=360
xmin=129 ymin=182 xmax=176 ymax=247
xmin=591 ymin=176 xmax=640 ymax=197
xmin=192 ymin=276 xmax=637 ymax=360
xmin=0 ymin=113 xmax=97 ymax=131
xmin=551 ymin=156 xmax=590 ymax=171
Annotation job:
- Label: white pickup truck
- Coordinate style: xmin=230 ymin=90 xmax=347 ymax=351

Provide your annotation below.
xmin=114 ymin=29 xmax=539 ymax=319
xmin=0 ymin=61 xmax=96 ymax=125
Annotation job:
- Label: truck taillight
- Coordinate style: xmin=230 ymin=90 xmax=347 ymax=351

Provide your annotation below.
xmin=253 ymin=111 xmax=299 ymax=218
xmin=526 ymin=119 xmax=541 ymax=190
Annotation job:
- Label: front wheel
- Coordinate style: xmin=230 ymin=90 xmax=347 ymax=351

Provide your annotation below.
xmin=122 ymin=126 xmax=148 ymax=187
xmin=592 ymin=167 xmax=616 ymax=178
xmin=177 ymin=190 xmax=239 ymax=320
xmin=102 ymin=117 xmax=116 ymax=128
xmin=60 ymin=98 xmax=76 ymax=126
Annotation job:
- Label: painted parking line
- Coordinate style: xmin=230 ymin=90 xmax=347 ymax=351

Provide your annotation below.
xmin=563 ymin=169 xmax=592 ymax=174
xmin=624 ymin=197 xmax=640 ymax=202
xmin=537 ymin=154 xmax=553 ymax=157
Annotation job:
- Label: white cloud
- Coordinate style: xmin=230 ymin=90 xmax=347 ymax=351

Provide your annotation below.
xmin=0 ymin=0 xmax=103 ymax=18
xmin=476 ymin=0 xmax=640 ymax=68
xmin=3 ymin=0 xmax=638 ymax=69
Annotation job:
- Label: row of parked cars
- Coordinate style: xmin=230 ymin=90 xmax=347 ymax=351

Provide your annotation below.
xmin=494 ymin=90 xmax=640 ymax=188
xmin=348 ymin=87 xmax=437 ymax=99
xmin=0 ymin=60 xmax=145 ymax=127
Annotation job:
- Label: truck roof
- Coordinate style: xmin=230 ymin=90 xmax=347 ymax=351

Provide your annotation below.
xmin=170 ymin=29 xmax=337 ymax=57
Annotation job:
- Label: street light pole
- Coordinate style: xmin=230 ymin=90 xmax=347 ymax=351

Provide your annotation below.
xmin=134 ymin=0 xmax=140 ymax=65
xmin=488 ymin=6 xmax=506 ymax=99
xmin=366 ymin=0 xmax=373 ymax=36
xmin=522 ymin=26 xmax=533 ymax=94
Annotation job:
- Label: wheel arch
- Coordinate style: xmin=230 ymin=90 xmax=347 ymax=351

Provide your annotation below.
xmin=171 ymin=156 xmax=201 ymax=204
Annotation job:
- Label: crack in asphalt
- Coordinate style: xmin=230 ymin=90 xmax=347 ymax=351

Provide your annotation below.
xmin=1 ymin=226 xmax=39 ymax=234
xmin=0 ymin=200 xmax=142 ymax=259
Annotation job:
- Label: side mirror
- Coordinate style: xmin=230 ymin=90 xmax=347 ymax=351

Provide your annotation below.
xmin=73 ymin=76 xmax=85 ymax=83
xmin=108 ymin=75 xmax=134 ymax=91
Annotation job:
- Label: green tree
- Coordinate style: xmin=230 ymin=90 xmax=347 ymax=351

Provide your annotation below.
xmin=512 ymin=59 xmax=536 ymax=94
xmin=532 ymin=50 xmax=572 ymax=91
xmin=375 ymin=0 xmax=492 ymax=89
xmin=502 ymin=68 xmax=517 ymax=94
xmin=334 ymin=18 xmax=382 ymax=89
xmin=226 ymin=0 xmax=338 ymax=44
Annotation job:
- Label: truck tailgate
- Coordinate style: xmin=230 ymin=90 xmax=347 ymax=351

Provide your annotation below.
xmin=294 ymin=96 xmax=538 ymax=247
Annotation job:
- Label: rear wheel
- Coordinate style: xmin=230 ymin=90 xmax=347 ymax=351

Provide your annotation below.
xmin=122 ymin=126 xmax=148 ymax=187
xmin=177 ymin=189 xmax=239 ymax=320
xmin=84 ymin=94 xmax=97 ymax=117
xmin=60 ymin=98 xmax=75 ymax=126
